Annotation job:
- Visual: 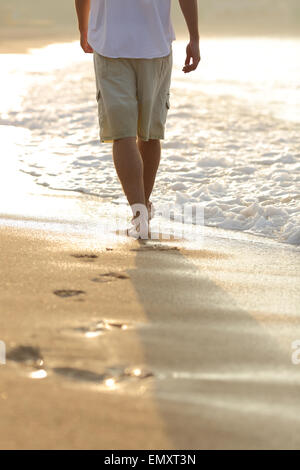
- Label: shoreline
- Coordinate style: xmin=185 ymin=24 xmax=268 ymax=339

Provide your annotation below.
xmin=0 ymin=141 xmax=298 ymax=252
xmin=0 ymin=164 xmax=297 ymax=253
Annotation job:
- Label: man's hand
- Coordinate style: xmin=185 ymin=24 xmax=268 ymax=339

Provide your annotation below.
xmin=80 ymin=31 xmax=93 ymax=53
xmin=182 ymin=39 xmax=201 ymax=73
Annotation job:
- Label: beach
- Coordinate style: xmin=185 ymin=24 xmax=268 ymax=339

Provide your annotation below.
xmin=0 ymin=37 xmax=300 ymax=449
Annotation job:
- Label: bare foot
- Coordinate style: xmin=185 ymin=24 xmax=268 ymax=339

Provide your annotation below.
xmin=131 ymin=201 xmax=154 ymax=226
xmin=127 ymin=215 xmax=149 ymax=239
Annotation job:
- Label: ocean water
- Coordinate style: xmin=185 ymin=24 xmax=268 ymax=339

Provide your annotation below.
xmin=0 ymin=38 xmax=299 ymax=245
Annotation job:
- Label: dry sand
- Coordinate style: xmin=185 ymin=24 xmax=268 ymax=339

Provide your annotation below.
xmin=0 ymin=219 xmax=299 ymax=449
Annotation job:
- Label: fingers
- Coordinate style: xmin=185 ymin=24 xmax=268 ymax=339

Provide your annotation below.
xmin=182 ymin=55 xmax=201 ymax=73
xmin=80 ymin=39 xmax=93 ymax=54
xmin=83 ymin=45 xmax=93 ymax=53
xmin=182 ymin=41 xmax=201 ymax=73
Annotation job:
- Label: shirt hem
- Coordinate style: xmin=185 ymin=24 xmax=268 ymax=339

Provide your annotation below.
xmin=90 ymin=39 xmax=175 ymax=59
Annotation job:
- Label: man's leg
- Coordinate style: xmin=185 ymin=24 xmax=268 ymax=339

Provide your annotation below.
xmin=112 ymin=136 xmax=146 ymax=207
xmin=137 ymin=137 xmax=161 ymax=207
xmin=113 ymin=136 xmax=149 ymax=237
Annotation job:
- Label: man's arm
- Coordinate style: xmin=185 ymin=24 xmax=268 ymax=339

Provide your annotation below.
xmin=75 ymin=0 xmax=93 ymax=53
xmin=178 ymin=0 xmax=201 ymax=72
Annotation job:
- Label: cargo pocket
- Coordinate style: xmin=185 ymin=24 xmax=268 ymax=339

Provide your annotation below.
xmin=166 ymin=92 xmax=170 ymax=110
xmin=161 ymin=92 xmax=170 ymax=128
xmin=96 ymin=89 xmax=104 ymax=129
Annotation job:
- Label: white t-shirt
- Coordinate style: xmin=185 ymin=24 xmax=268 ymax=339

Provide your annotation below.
xmin=88 ymin=0 xmax=176 ymax=59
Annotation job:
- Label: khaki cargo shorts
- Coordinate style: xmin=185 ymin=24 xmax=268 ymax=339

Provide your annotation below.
xmin=93 ymin=47 xmax=173 ymax=143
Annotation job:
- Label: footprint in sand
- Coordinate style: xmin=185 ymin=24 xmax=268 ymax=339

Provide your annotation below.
xmin=65 ymin=319 xmax=130 ymax=338
xmin=53 ymin=289 xmax=86 ymax=298
xmin=53 ymin=367 xmax=107 ymax=383
xmin=71 ymin=253 xmax=98 ymax=261
xmin=104 ymin=365 xmax=154 ymax=381
xmin=91 ymin=272 xmax=129 ymax=283
xmin=52 ymin=365 xmax=154 ymax=386
xmin=6 ymin=345 xmax=44 ymax=367
xmin=106 ymin=321 xmax=129 ymax=329
xmin=6 ymin=345 xmax=47 ymax=379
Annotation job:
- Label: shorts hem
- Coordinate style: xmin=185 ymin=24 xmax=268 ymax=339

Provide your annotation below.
xmin=100 ymin=133 xmax=137 ymax=143
xmin=100 ymin=133 xmax=164 ymax=142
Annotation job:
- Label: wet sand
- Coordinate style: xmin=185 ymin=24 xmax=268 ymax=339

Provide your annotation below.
xmin=0 ymin=217 xmax=299 ymax=449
